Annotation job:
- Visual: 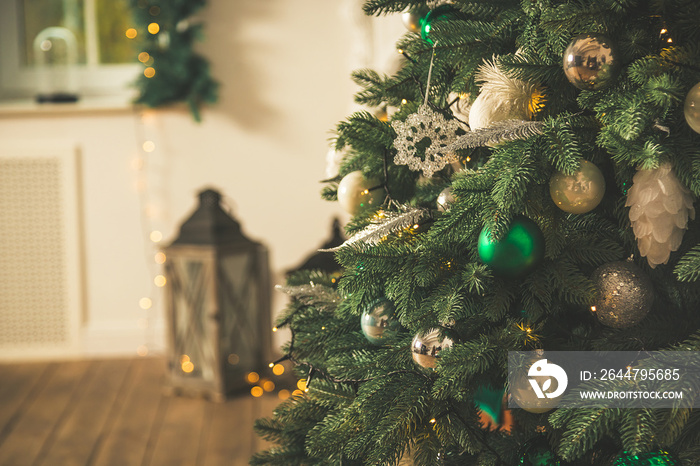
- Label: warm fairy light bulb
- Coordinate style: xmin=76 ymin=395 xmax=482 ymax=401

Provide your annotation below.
xmin=272 ymin=326 xmax=278 ymax=332
xmin=125 ymin=28 xmax=137 ymax=39
xmin=181 ymin=360 xmax=194 ymax=373
xmin=263 ymin=380 xmax=275 ymax=392
xmin=138 ymin=52 xmax=150 ymax=63
xmin=297 ymin=379 xmax=307 ymax=391
xmin=278 ymin=389 xmax=290 ymax=400
xmin=430 ymin=418 xmax=436 ymax=424
xmin=251 ymin=386 xmax=264 ymax=397
xmin=142 ymin=140 xmax=156 ymax=152
xmin=155 ymin=252 xmax=166 ymax=264
xmin=228 ymin=354 xmax=239 ymax=365
xmin=139 ymin=297 xmax=152 ymax=309
xmin=268 ymin=362 xmax=274 ymax=368
xmin=401 ymin=99 xmax=408 ymax=105
xmin=148 ymin=23 xmax=160 ymax=34
xmin=154 ymin=275 xmax=166 ymax=287
xmin=591 ymin=306 xmax=597 ymax=312
xmin=292 ymin=389 xmax=304 ymax=397
xmin=144 ymin=67 xmax=156 ymax=78
xmin=660 ymin=28 xmax=667 ymax=34
xmin=150 ymin=230 xmax=163 ymax=242
xmin=247 ymin=372 xmax=260 ymax=384
xmin=272 ymin=364 xmax=285 ymax=376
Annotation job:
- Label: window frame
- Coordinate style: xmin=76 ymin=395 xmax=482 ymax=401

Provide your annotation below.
xmin=0 ymin=0 xmax=140 ymax=100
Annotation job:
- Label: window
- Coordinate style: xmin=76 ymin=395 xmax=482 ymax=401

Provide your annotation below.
xmin=0 ymin=0 xmax=139 ymax=100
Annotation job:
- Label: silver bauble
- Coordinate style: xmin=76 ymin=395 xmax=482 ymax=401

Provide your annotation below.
xmin=591 ymin=260 xmax=654 ymax=328
xmin=401 ymin=10 xmax=425 ymax=33
xmin=549 ymin=160 xmax=605 ymax=214
xmin=436 ymin=187 xmax=455 ymax=212
xmin=684 ymin=82 xmax=700 ymax=134
xmin=411 ymin=328 xmax=453 ymax=370
xmin=361 ymin=299 xmax=399 ymax=345
xmin=563 ymin=34 xmax=619 ymax=90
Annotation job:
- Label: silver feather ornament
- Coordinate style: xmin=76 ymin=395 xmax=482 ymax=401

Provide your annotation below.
xmin=626 ymin=162 xmax=696 ymax=267
xmin=319 ymin=207 xmax=429 ymax=253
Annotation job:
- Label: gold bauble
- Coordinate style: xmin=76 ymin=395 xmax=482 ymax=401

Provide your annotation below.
xmin=549 ymin=160 xmax=605 ymax=214
xmin=509 ymin=367 xmax=558 ymax=414
xmin=337 ymin=171 xmax=384 ymax=215
xmin=684 ymin=82 xmax=700 ymax=134
xmin=591 ymin=260 xmax=654 ymax=328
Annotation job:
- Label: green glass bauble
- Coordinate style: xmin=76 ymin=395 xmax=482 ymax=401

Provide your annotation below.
xmin=684 ymin=82 xmax=700 ymax=134
xmin=420 ymin=5 xmax=460 ymax=45
xmin=360 ymin=299 xmax=399 ymax=345
xmin=613 ymin=450 xmax=679 ymax=466
xmin=477 ymin=216 xmax=545 ymax=278
xmin=563 ymin=34 xmax=619 ymax=90
xmin=549 ymin=160 xmax=606 ymax=214
xmin=518 ymin=437 xmax=560 ymax=466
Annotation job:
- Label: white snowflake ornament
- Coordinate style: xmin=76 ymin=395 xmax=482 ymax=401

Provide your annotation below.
xmin=626 ymin=162 xmax=696 ymax=268
xmin=391 ymin=104 xmax=461 ymax=178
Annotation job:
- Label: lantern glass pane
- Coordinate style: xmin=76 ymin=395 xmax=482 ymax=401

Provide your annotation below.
xmin=219 ymin=250 xmax=261 ymax=370
xmin=170 ymin=257 xmax=216 ymax=382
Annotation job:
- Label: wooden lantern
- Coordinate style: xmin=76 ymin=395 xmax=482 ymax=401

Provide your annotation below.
xmin=163 ymin=188 xmax=271 ymax=401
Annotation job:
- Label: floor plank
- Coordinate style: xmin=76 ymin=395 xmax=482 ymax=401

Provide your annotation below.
xmin=37 ymin=358 xmax=133 ymax=466
xmin=0 ymin=357 xmax=284 ymax=466
xmin=148 ymin=395 xmax=208 ymax=466
xmin=90 ymin=357 xmax=166 ymax=466
xmin=0 ymin=362 xmax=51 ymax=441
xmin=0 ymin=360 xmax=92 ymax=466
xmin=251 ymin=394 xmax=281 ymax=455
xmin=199 ymin=395 xmax=255 ymax=466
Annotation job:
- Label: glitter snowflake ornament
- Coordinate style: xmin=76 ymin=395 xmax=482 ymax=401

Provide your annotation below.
xmin=392 ymin=40 xmax=461 ymax=178
xmin=392 ymin=104 xmax=461 ymax=177
xmin=626 ymin=162 xmax=696 ymax=268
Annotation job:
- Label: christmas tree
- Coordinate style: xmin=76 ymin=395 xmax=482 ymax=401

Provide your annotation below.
xmin=253 ymin=0 xmax=700 ymax=464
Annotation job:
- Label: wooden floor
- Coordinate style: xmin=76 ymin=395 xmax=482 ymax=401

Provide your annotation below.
xmin=0 ymin=357 xmax=279 ymax=466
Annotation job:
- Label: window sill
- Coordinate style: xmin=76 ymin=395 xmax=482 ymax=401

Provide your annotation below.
xmin=0 ymin=93 xmax=138 ymax=118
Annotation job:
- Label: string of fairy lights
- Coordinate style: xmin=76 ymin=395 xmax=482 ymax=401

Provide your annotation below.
xmin=130 ymin=108 xmax=167 ymax=358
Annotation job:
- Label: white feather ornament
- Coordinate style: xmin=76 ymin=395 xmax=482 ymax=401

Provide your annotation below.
xmin=468 ymin=59 xmax=542 ymax=131
xmin=626 ymin=162 xmax=696 ymax=268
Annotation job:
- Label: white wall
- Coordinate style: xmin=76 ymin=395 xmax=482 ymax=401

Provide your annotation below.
xmin=0 ymin=0 xmax=404 ymax=359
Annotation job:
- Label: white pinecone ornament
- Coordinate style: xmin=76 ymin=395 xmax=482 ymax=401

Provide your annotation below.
xmin=626 ymin=162 xmax=696 ymax=267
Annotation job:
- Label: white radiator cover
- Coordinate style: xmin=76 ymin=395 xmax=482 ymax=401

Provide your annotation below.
xmin=0 ymin=141 xmax=83 ymax=359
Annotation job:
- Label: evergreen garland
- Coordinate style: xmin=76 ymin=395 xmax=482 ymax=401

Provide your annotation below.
xmin=129 ymin=0 xmax=218 ymax=121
